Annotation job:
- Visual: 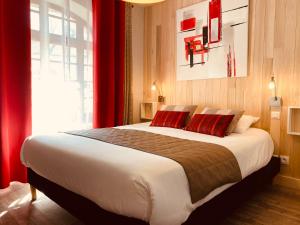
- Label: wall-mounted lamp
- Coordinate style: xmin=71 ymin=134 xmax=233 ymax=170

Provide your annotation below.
xmin=151 ymin=81 xmax=165 ymax=102
xmin=268 ymin=75 xmax=282 ymax=107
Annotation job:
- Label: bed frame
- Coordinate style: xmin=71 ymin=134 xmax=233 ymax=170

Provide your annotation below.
xmin=28 ymin=156 xmax=280 ymax=225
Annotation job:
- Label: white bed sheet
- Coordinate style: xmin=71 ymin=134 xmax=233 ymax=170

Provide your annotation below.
xmin=21 ymin=123 xmax=274 ymax=225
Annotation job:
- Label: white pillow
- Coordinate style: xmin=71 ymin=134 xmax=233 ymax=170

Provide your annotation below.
xmin=234 ymin=115 xmax=260 ymax=133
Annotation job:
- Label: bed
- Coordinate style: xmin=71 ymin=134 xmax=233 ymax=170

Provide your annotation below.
xmin=21 ymin=122 xmax=280 ymax=225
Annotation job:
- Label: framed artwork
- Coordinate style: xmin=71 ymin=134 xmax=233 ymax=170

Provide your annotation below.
xmin=176 ymin=0 xmax=249 ymax=80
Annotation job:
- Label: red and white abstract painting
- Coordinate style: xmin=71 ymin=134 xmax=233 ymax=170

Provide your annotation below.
xmin=176 ymin=0 xmax=249 ymax=80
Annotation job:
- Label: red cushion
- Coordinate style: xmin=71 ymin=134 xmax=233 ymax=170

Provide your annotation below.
xmin=150 ymin=111 xmax=190 ymax=129
xmin=184 ymin=114 xmax=234 ymax=137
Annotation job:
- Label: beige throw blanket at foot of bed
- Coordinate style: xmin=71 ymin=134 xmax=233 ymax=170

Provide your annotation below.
xmin=66 ymin=128 xmax=242 ymax=203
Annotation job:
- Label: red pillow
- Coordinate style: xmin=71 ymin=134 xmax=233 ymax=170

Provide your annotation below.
xmin=150 ymin=111 xmax=190 ymax=129
xmin=184 ymin=114 xmax=234 ymax=137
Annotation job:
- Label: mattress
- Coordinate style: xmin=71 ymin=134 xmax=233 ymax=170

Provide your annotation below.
xmin=21 ymin=122 xmax=274 ymax=225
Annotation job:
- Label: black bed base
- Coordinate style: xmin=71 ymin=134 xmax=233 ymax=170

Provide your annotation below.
xmin=28 ymin=157 xmax=280 ymax=225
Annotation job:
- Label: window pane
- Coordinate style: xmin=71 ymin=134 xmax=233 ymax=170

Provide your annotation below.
xmin=84 ymin=49 xmax=93 ymax=65
xmin=49 ymin=44 xmax=63 ymax=62
xmin=64 ymin=64 xmax=77 ymax=81
xmin=70 ymin=21 xmax=77 ymax=39
xmin=30 ymin=3 xmax=39 ymax=11
xmin=32 ymin=60 xmax=41 ymax=79
xmin=84 ymin=98 xmax=92 ymax=111
xmin=70 ymin=47 xmax=77 ymax=63
xmin=84 ymin=26 xmax=92 ymax=41
xmin=84 ymin=98 xmax=93 ymax=120
xmin=84 ymin=66 xmax=92 ymax=81
xmin=70 ymin=64 xmax=77 ymax=80
xmin=84 ymin=82 xmax=93 ymax=98
xmin=49 ymin=62 xmax=64 ymax=77
xmin=31 ymin=11 xmax=40 ymax=31
xmin=49 ymin=16 xmax=63 ymax=35
xmin=31 ymin=41 xmax=40 ymax=59
xmin=84 ymin=27 xmax=87 ymax=40
xmin=48 ymin=8 xmax=62 ymax=17
xmin=64 ymin=20 xmax=77 ymax=39
xmin=84 ymin=49 xmax=87 ymax=64
xmin=83 ymin=81 xmax=93 ymax=125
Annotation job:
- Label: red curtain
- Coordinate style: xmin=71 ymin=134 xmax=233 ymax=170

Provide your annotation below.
xmin=0 ymin=0 xmax=32 ymax=188
xmin=92 ymin=0 xmax=126 ymax=128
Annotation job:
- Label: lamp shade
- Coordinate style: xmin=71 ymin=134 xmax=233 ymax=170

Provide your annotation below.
xmin=151 ymin=82 xmax=157 ymax=91
xmin=269 ymin=76 xmax=275 ymax=90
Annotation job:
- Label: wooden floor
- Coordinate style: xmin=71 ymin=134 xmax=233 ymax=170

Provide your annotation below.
xmin=1 ymin=183 xmax=300 ymax=225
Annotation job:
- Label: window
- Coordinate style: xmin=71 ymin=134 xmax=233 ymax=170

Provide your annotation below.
xmin=30 ymin=3 xmax=40 ymax=31
xmin=48 ymin=8 xmax=63 ymax=35
xmin=31 ymin=0 xmax=93 ymax=133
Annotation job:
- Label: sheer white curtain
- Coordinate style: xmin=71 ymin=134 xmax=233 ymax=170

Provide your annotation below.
xmin=30 ymin=0 xmax=93 ymax=133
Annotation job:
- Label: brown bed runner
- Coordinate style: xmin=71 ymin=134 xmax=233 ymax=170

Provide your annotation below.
xmin=65 ymin=128 xmax=242 ymax=203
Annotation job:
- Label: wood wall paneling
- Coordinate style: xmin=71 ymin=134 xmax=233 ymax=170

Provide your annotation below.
xmin=131 ymin=6 xmax=145 ymax=123
xmin=142 ymin=0 xmax=300 ymax=181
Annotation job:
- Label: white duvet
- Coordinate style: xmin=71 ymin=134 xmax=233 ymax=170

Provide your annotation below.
xmin=21 ymin=123 xmax=274 ymax=225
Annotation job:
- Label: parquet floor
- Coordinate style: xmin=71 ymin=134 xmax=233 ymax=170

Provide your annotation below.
xmin=1 ymin=182 xmax=300 ymax=225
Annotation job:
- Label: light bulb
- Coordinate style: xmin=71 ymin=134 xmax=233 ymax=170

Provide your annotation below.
xmin=269 ymin=81 xmax=275 ymax=90
xmin=269 ymin=76 xmax=275 ymax=90
xmin=151 ymin=84 xmax=157 ymax=91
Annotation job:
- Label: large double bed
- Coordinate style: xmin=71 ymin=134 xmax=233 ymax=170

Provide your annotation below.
xmin=21 ymin=122 xmax=280 ymax=225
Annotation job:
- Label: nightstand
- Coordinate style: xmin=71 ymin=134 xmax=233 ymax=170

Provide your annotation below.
xmin=140 ymin=102 xmax=160 ymax=121
xmin=288 ymin=106 xmax=300 ymax=135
